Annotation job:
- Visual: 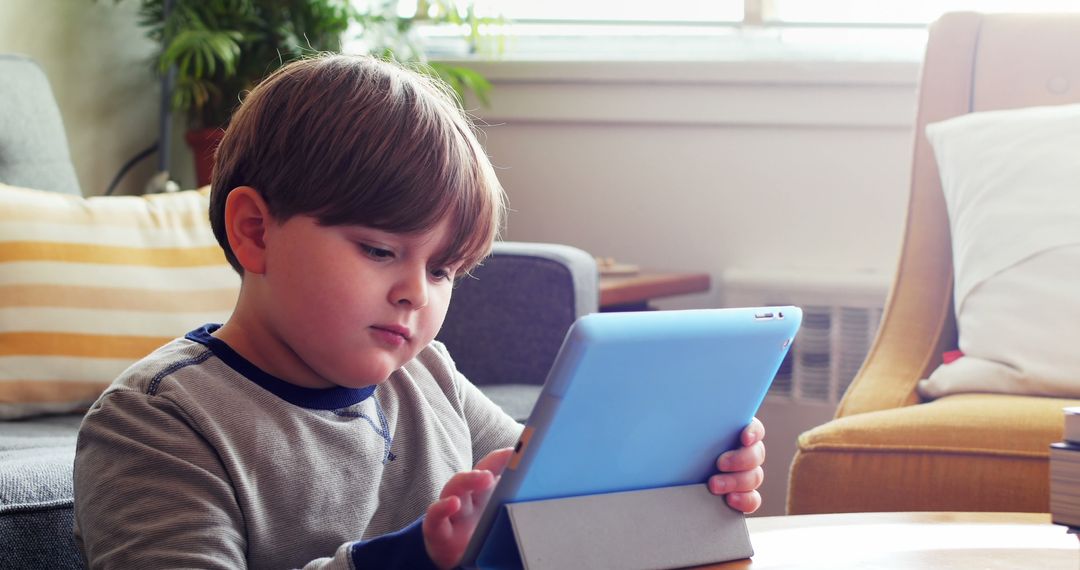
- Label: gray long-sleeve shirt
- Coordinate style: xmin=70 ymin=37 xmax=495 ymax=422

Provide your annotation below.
xmin=74 ymin=324 xmax=522 ymax=569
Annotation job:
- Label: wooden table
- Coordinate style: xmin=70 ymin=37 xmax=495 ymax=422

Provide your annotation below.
xmin=599 ymin=271 xmax=711 ymax=311
xmin=698 ymin=512 xmax=1077 ymax=569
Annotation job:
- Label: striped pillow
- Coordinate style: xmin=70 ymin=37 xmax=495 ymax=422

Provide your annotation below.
xmin=0 ymin=184 xmax=239 ymax=419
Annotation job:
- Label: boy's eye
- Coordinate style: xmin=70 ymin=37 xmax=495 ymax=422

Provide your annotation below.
xmin=360 ymin=244 xmax=394 ymax=260
xmin=430 ymin=267 xmax=453 ymax=281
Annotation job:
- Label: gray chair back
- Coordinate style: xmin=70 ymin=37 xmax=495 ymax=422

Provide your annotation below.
xmin=438 ymin=242 xmax=597 ymax=388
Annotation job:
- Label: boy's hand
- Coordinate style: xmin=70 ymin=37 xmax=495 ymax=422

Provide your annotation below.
xmin=709 ymin=417 xmax=766 ymax=514
xmin=423 ymin=447 xmax=514 ymax=570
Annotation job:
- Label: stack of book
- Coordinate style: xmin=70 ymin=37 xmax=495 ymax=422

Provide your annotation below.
xmin=1050 ymin=407 xmax=1080 ymax=530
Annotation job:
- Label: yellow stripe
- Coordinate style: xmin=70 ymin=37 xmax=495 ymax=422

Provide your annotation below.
xmin=0 ymin=242 xmax=228 ymax=267
xmin=0 ymin=284 xmax=237 ymax=312
xmin=0 ymin=332 xmax=171 ymax=358
xmin=0 ymin=379 xmax=110 ymax=405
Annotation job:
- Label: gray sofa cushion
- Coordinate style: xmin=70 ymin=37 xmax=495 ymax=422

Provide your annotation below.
xmin=0 ymin=54 xmax=82 ymax=195
xmin=0 ymin=414 xmax=84 ymax=569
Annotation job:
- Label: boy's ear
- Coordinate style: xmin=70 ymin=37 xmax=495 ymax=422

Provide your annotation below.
xmin=223 ymin=186 xmax=271 ymax=275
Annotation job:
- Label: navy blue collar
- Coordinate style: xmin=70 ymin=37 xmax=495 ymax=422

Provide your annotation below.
xmin=186 ymin=324 xmax=376 ymax=410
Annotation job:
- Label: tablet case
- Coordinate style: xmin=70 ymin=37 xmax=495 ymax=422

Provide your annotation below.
xmin=462 ymin=307 xmax=802 ymax=570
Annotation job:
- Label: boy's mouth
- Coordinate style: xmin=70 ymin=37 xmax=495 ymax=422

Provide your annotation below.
xmin=371 ymin=324 xmax=411 ymax=341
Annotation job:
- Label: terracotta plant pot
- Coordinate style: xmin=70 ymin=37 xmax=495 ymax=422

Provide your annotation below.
xmin=184 ymin=127 xmax=225 ymax=188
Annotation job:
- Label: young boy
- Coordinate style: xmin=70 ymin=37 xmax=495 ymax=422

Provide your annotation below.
xmin=73 ymin=55 xmax=766 ymax=569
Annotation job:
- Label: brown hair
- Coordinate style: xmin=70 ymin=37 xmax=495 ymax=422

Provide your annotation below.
xmin=209 ymin=54 xmax=505 ymax=275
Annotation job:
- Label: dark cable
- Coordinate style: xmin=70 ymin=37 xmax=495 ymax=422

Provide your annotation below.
xmin=159 ymin=0 xmax=175 ymax=175
xmin=104 ymin=142 xmax=158 ymax=196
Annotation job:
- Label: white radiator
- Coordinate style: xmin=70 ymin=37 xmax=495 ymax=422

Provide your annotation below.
xmin=721 ymin=267 xmax=889 ymax=404
xmin=720 ymin=266 xmax=890 ymax=516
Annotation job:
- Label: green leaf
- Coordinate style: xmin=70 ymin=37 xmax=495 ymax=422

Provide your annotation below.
xmin=160 ymin=29 xmax=242 ymax=79
xmin=428 ymin=62 xmax=491 ymax=108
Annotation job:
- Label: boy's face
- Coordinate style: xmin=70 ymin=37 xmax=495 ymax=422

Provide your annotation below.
xmin=256 ymin=213 xmax=461 ymax=389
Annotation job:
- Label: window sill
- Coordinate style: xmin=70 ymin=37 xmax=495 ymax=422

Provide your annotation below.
xmin=428 ymin=25 xmax=925 ymax=87
xmin=435 ymin=59 xmax=920 ymax=130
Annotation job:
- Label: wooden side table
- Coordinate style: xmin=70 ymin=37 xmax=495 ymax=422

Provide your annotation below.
xmin=599 ymin=271 xmax=711 ymax=311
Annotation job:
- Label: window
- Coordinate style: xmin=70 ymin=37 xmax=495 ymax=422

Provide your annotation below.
xmin=478 ymin=0 xmax=1080 ymax=26
xmin=470 ymin=1 xmax=742 ymax=24
xmin=360 ymin=1 xmax=1080 ymax=61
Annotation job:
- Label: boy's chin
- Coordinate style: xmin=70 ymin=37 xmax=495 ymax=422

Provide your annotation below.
xmin=324 ymin=356 xmax=410 ymax=389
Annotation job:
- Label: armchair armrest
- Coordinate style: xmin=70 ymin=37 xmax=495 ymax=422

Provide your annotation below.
xmin=835 ymin=14 xmax=975 ymax=419
xmin=437 ymin=242 xmax=597 ymax=419
xmin=834 ymin=185 xmax=957 ymax=416
xmin=835 ymin=213 xmax=956 ymax=416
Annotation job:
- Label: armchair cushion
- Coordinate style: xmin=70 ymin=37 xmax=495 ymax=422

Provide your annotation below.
xmin=919 ymin=103 xmax=1080 ymax=399
xmin=789 ymin=393 xmax=1074 ymax=514
xmin=0 ymin=184 xmax=238 ymax=419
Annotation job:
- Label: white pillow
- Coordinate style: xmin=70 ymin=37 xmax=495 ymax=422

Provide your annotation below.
xmin=917 ymin=103 xmax=1080 ymax=399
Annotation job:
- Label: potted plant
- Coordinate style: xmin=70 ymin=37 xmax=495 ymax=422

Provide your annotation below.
xmin=126 ymin=0 xmax=498 ymax=186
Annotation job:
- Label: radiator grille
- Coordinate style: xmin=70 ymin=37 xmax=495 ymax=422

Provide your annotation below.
xmin=721 ymin=268 xmax=888 ymax=404
xmin=769 ymin=305 xmax=883 ymax=403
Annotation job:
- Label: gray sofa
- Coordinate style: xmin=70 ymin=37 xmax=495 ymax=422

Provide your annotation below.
xmin=0 ymin=53 xmax=597 ymax=569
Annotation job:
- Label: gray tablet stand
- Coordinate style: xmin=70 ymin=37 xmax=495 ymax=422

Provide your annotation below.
xmin=482 ymin=483 xmax=754 ymax=570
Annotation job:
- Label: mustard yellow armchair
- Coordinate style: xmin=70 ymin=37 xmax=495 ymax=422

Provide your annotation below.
xmin=787 ymin=12 xmax=1080 ymax=515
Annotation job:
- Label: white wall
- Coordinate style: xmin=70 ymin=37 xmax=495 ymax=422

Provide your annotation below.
xmin=464 ymin=60 xmax=919 ymax=309
xmin=0 ymin=0 xmax=163 ymax=196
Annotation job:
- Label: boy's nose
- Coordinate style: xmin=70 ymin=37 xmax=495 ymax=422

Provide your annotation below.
xmin=391 ymin=268 xmax=429 ymax=309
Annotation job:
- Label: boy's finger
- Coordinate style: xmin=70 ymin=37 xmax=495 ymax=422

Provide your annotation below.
xmin=439 ymin=470 xmax=496 ymax=500
xmin=741 ymin=417 xmax=765 ymax=446
xmin=425 ymin=496 xmax=461 ymax=535
xmin=717 ymin=441 xmax=765 ymax=472
xmin=708 ymin=466 xmax=764 ymax=495
xmin=465 ymin=474 xmax=501 ymax=513
xmin=725 ymin=490 xmax=762 ymax=514
xmin=474 ymin=447 xmax=514 ymax=474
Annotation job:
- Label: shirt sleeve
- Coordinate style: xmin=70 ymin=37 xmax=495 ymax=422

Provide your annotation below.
xmin=456 ymin=373 xmax=525 ymax=463
xmin=75 ymin=389 xmax=249 ymax=568
xmin=421 ymin=341 xmax=523 ymax=464
xmin=73 ymin=389 xmax=384 ymax=570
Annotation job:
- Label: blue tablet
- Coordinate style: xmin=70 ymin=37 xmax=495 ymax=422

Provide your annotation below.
xmin=462 ymin=306 xmax=802 ymax=569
